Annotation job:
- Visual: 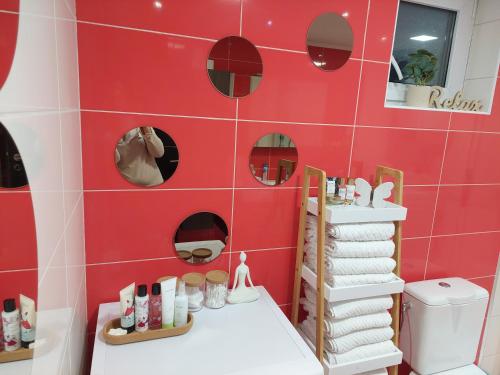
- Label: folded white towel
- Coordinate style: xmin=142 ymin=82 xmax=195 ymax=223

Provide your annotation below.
xmin=302 ymin=318 xmax=394 ymax=353
xmin=306 ymin=217 xmax=395 ymax=241
xmin=304 ymin=240 xmax=395 ymax=258
xmin=305 ymin=256 xmax=396 ymax=275
xmin=302 ymin=287 xmax=394 ymax=319
xmin=324 ymin=340 xmax=397 ymax=365
xmin=321 ymin=312 xmax=393 ymax=338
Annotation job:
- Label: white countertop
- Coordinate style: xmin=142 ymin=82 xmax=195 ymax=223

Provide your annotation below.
xmin=91 ymin=286 xmax=323 ymax=375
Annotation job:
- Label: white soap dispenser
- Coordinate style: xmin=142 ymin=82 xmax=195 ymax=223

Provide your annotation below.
xmin=174 ymin=281 xmax=188 ymax=327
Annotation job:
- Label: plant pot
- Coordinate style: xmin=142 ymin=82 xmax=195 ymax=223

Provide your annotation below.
xmin=406 ymin=85 xmax=432 ymax=107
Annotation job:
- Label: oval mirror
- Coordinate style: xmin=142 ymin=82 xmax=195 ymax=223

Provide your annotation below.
xmin=174 ymin=212 xmax=228 ymax=264
xmin=207 ymin=36 xmax=263 ymax=98
xmin=306 ymin=13 xmax=354 ymax=71
xmin=0 ymin=122 xmax=38 ymax=356
xmin=115 ymin=127 xmax=179 ymax=187
xmin=249 ymin=133 xmax=298 ymax=186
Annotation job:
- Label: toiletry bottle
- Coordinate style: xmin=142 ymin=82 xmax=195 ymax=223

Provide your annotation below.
xmin=326 ymin=177 xmax=337 ymax=205
xmin=345 ymin=178 xmax=356 ymax=205
xmin=0 ymin=313 xmax=4 ymax=351
xmin=149 ymin=283 xmax=162 ymax=330
xmin=135 ymin=284 xmax=149 ymax=333
xmin=262 ymin=163 xmax=269 ymax=182
xmin=2 ymin=298 xmax=20 ymax=352
xmin=174 ymin=281 xmax=188 ymax=327
xmin=20 ymin=294 xmax=36 ymax=348
xmin=334 ymin=177 xmax=347 ymax=204
xmin=120 ymin=283 xmax=135 ymax=333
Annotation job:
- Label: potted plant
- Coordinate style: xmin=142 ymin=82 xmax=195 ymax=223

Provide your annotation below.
xmin=403 ymin=49 xmax=438 ymax=107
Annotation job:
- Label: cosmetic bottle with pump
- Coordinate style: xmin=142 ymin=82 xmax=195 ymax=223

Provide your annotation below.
xmin=326 ymin=177 xmax=337 ymax=205
xmin=135 ymin=284 xmax=149 ymax=332
xmin=174 ymin=281 xmax=188 ymax=327
xmin=262 ymin=163 xmax=269 ymax=182
xmin=2 ymin=298 xmax=20 ymax=352
xmin=333 ymin=177 xmax=347 ymax=204
xmin=149 ymin=283 xmax=162 ymax=330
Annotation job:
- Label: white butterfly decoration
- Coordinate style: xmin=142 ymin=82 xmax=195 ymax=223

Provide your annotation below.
xmin=354 ymin=178 xmax=394 ymax=208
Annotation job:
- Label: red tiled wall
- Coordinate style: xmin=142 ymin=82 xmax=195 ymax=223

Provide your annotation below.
xmin=76 ymin=0 xmax=500 ymax=367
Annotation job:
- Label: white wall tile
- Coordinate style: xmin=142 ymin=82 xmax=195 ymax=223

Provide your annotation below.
xmin=483 ymin=316 xmax=500 ymax=357
xmin=490 ymin=259 xmax=500 ymax=317
xmin=465 ymin=20 xmax=500 ymax=80
xmin=476 ymin=0 xmax=500 ymax=25
xmin=463 ymin=77 xmax=496 ymax=111
xmin=0 ymin=14 xmax=59 ymax=113
xmin=69 ymin=281 xmax=87 ymax=375
xmin=480 ymin=354 xmax=500 ymax=375
xmin=55 ymin=18 xmax=80 ymax=110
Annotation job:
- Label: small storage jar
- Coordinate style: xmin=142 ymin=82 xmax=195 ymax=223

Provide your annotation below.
xmin=205 ymin=270 xmax=229 ymax=309
xmin=181 ymin=272 xmax=205 ymax=312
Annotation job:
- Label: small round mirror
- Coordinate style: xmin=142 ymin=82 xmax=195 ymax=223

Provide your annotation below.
xmin=306 ymin=13 xmax=353 ymax=71
xmin=174 ymin=212 xmax=228 ymax=264
xmin=249 ymin=133 xmax=298 ymax=186
xmin=0 ymin=123 xmax=28 ymax=188
xmin=207 ymin=36 xmax=263 ymax=98
xmin=115 ymin=127 xmax=179 ymax=187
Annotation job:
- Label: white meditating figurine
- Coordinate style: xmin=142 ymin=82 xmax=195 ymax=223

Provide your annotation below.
xmin=227 ymin=252 xmax=260 ymax=304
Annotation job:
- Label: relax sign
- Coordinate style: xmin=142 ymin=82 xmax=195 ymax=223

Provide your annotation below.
xmin=429 ymin=87 xmax=483 ymax=112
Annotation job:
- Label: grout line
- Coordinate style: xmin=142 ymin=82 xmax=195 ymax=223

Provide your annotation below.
xmin=348 ymin=0 xmax=371 ymax=176
xmin=467 ymin=275 xmax=497 ymax=280
xmin=256 ymin=45 xmax=307 ymax=54
xmin=77 ymin=20 xmax=218 ymax=42
xmin=80 ymin=108 xmax=236 ymax=122
xmin=423 ymin=113 xmax=453 ymax=279
xmin=0 ymin=268 xmax=38 ymax=274
xmin=431 ymin=230 xmax=500 ymax=238
xmin=86 ymin=256 xmax=179 ymax=267
xmin=228 ymin=99 xmax=239 ymax=278
xmin=239 ymin=0 xmax=243 ymax=36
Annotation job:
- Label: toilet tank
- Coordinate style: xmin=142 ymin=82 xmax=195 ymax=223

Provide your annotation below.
xmin=400 ymin=278 xmax=489 ymax=375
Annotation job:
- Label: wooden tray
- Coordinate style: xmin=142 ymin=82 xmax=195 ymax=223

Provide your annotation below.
xmin=0 ymin=347 xmax=34 ymax=363
xmin=102 ymin=313 xmax=194 ymax=345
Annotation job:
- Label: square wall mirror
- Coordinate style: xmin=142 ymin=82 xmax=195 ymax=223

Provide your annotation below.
xmin=385 ymin=0 xmax=500 ymax=113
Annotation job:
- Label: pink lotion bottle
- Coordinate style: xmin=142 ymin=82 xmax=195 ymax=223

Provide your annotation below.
xmin=149 ymin=283 xmax=162 ymax=330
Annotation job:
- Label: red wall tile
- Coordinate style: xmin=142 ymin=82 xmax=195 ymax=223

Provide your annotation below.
xmin=400 ymin=238 xmax=429 ymax=283
xmin=363 ymin=0 xmax=398 ymax=63
xmin=442 ymin=132 xmax=500 ymax=184
xmin=403 ymin=186 xmax=438 ymax=238
xmin=84 ymin=190 xmax=232 ymax=264
xmin=0 ymin=1 xmax=19 ymax=12
xmin=0 ymin=270 xmax=38 ymax=309
xmin=242 ymin=0 xmax=368 ymax=58
xmin=81 ymin=111 xmax=235 ymax=190
xmin=231 ymin=189 xmax=300 ymax=251
xmin=350 ymin=127 xmax=447 ymax=185
xmin=0 ymin=12 xmax=18 ymax=90
xmin=77 ymin=23 xmax=236 ymax=118
xmin=238 ymin=49 xmax=361 ymax=124
xmin=236 ymin=122 xmax=352 ymax=187
xmin=0 ymin=192 xmax=37 ymax=271
xmin=426 ymin=233 xmax=500 ymax=280
xmin=76 ymin=0 xmax=240 ymax=40
xmin=433 ymin=185 xmax=500 ymax=235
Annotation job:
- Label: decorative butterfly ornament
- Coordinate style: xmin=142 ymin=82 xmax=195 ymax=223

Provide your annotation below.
xmin=354 ymin=178 xmax=394 ymax=208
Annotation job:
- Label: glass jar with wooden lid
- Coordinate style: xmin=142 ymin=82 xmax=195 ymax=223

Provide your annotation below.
xmin=191 ymin=248 xmax=212 ymax=264
xmin=205 ymin=270 xmax=229 ymax=309
xmin=181 ymin=272 xmax=206 ymax=312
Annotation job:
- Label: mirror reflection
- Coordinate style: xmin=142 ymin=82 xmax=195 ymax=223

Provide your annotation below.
xmin=386 ymin=0 xmax=500 ymax=112
xmin=306 ymin=13 xmax=354 ymax=71
xmin=0 ymin=122 xmax=37 ymax=361
xmin=249 ymin=133 xmax=298 ymax=186
xmin=115 ymin=127 xmax=179 ymax=187
xmin=174 ymin=212 xmax=228 ymax=264
xmin=207 ymin=36 xmax=263 ymax=98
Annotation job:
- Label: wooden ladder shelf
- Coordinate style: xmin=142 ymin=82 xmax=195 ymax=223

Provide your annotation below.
xmin=291 ymin=165 xmax=406 ymax=375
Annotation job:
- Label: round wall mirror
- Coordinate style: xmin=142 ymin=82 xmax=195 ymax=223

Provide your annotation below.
xmin=115 ymin=127 xmax=179 ymax=187
xmin=306 ymin=13 xmax=354 ymax=71
xmin=174 ymin=212 xmax=228 ymax=264
xmin=207 ymin=36 xmax=263 ymax=98
xmin=249 ymin=133 xmax=298 ymax=186
xmin=0 ymin=123 xmax=28 ymax=188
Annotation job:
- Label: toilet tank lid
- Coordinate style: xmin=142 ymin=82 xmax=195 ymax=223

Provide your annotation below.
xmin=404 ymin=278 xmax=489 ymax=306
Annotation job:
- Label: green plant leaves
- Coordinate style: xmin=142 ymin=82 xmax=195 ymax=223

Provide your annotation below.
xmin=403 ymin=49 xmax=438 ymax=85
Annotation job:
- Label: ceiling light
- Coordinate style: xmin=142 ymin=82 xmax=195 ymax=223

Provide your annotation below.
xmin=153 ymin=1 xmax=163 ymax=9
xmin=342 ymin=11 xmax=349 ymax=18
xmin=410 ymin=35 xmax=438 ymax=42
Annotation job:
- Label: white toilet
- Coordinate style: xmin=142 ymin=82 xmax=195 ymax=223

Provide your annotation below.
xmin=400 ymin=277 xmax=489 ymax=375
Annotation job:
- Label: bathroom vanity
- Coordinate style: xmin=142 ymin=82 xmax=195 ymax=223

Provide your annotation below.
xmin=91 ymin=286 xmax=323 ymax=375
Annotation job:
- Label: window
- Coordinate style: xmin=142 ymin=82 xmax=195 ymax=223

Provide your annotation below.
xmin=390 ymin=1 xmax=456 ymax=87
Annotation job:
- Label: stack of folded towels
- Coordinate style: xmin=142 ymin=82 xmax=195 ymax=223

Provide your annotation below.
xmin=300 ymin=287 xmax=397 ymax=365
xmin=303 ymin=215 xmax=397 ymax=287
xmin=300 ymin=214 xmax=399 ymax=364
